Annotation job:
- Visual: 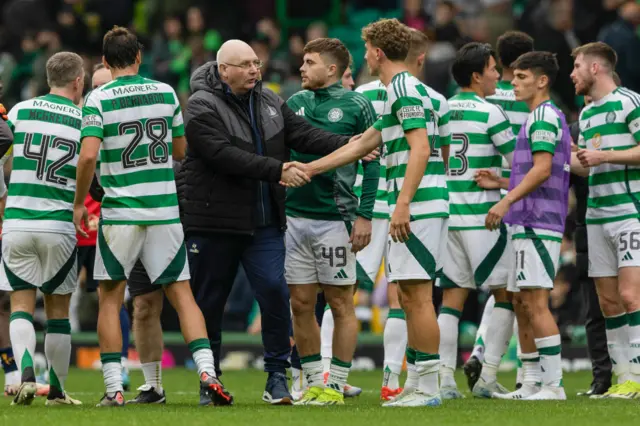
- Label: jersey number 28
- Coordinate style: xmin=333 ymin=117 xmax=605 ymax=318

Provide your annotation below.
xmin=119 ymin=118 xmax=169 ymax=169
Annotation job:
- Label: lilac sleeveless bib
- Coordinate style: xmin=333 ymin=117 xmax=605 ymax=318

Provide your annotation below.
xmin=503 ymin=102 xmax=571 ymax=233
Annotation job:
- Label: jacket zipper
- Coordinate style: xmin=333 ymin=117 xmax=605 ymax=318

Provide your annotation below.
xmin=249 ymin=91 xmax=267 ymax=227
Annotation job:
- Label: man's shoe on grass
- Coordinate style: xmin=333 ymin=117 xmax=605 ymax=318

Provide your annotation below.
xmin=380 ymin=386 xmax=403 ymax=401
xmin=463 ymin=356 xmax=482 ymax=391
xmin=46 ymin=392 xmax=82 ymax=406
xmin=127 ymin=385 xmax=166 ymax=404
xmin=200 ymin=373 xmax=234 ymax=406
xmin=262 ymin=372 xmax=292 ymax=405
xmin=307 ymin=387 xmax=344 ymax=406
xmin=11 ymin=382 xmax=37 ymax=406
xmin=96 ymin=391 xmax=125 ymax=407
xmin=577 ymin=381 xmax=610 ymax=397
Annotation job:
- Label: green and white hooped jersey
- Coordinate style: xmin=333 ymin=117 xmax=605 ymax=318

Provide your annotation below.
xmin=578 ymin=87 xmax=640 ymax=225
xmin=446 ymin=92 xmax=515 ymax=230
xmin=486 ymin=81 xmax=529 ymax=185
xmin=372 ymin=71 xmax=449 ymax=220
xmin=354 ymin=79 xmax=389 ymax=219
xmin=354 ymin=80 xmax=451 ymax=220
xmin=81 ymin=75 xmax=184 ymax=225
xmin=4 ymin=94 xmax=81 ymax=235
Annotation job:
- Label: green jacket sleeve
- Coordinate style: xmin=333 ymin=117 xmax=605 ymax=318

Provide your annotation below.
xmin=355 ymin=96 xmax=379 ymax=220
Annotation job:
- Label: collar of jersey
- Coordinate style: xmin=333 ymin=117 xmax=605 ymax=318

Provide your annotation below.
xmin=455 ymin=91 xmax=480 ymax=100
xmin=391 ymin=71 xmax=410 ymax=84
xmin=313 ymin=81 xmax=343 ymax=98
xmin=115 ymin=74 xmax=141 ymax=81
xmin=43 ymin=93 xmax=75 ymax=106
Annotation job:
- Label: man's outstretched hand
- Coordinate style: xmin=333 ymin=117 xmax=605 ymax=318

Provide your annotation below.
xmin=280 ymin=162 xmax=311 ymax=187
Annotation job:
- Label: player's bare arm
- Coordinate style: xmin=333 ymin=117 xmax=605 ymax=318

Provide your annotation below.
xmin=73 ymin=136 xmax=101 ymax=237
xmin=390 ymin=127 xmax=429 ymax=243
xmin=577 ymin=144 xmax=640 ymax=167
xmin=486 ymin=151 xmax=552 ymax=230
xmin=173 ymin=135 xmax=187 ymax=161
xmin=306 ymin=126 xmax=382 ymax=177
xmin=570 ymin=151 xmax=590 ymax=176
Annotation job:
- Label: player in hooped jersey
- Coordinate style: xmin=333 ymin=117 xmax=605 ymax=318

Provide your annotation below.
xmin=76 ymin=27 xmax=231 ymax=406
xmin=353 ymin=28 xmax=451 ymax=402
xmin=292 ymin=19 xmax=448 ymax=407
xmin=465 ymin=31 xmax=535 ymax=392
xmin=436 ymin=42 xmax=515 ymax=400
xmin=571 ymin=42 xmax=640 ymax=399
xmin=0 ymin=52 xmax=85 ymax=406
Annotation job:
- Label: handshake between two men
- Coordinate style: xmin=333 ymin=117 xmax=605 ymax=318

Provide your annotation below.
xmin=279 ymin=134 xmax=379 ymax=188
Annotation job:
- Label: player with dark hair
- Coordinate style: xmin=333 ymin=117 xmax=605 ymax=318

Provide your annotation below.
xmin=77 ymin=26 xmax=232 ymax=407
xmin=476 ymin=51 xmax=570 ymax=400
xmin=437 ymin=42 xmax=516 ymax=400
xmin=465 ymin=30 xmax=535 ymax=392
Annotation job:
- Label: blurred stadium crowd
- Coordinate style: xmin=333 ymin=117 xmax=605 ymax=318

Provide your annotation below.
xmin=2 ymin=0 xmax=640 ymax=343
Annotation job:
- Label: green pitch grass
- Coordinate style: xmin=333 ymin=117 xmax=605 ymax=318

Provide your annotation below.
xmin=1 ymin=369 xmax=636 ymax=425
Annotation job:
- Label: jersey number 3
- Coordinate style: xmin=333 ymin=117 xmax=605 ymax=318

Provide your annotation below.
xmin=449 ymin=133 xmax=469 ymax=176
xmin=23 ymin=133 xmax=77 ymax=185
xmin=119 ymin=118 xmax=169 ymax=169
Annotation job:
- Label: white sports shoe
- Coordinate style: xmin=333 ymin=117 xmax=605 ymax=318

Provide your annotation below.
xmin=493 ymin=384 xmax=541 ymax=400
xmin=45 ymin=393 xmax=83 ymax=406
xmin=472 ymin=377 xmax=509 ymax=398
xmin=382 ymin=389 xmax=442 ymax=407
xmin=10 ymin=382 xmax=37 ymax=406
xmin=440 ymin=386 xmax=465 ymax=399
xmin=525 ymin=386 xmax=566 ymax=400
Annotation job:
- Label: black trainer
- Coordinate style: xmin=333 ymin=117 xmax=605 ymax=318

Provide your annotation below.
xmin=463 ymin=356 xmax=482 ymax=391
xmin=200 ymin=373 xmax=233 ymax=406
xmin=127 ymin=385 xmax=166 ymax=404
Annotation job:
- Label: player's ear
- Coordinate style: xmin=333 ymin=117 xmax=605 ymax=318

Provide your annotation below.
xmin=136 ymin=50 xmax=142 ymax=65
xmin=537 ymin=74 xmax=549 ymax=90
xmin=102 ymin=56 xmax=109 ymax=70
xmin=328 ymin=63 xmax=337 ymax=78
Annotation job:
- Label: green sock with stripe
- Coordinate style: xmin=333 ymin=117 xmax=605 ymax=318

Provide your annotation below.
xmin=520 ymin=352 xmax=541 ymax=387
xmin=627 ymin=310 xmax=640 ymax=381
xmin=9 ymin=311 xmax=36 ymax=383
xmin=100 ymin=352 xmax=123 ymax=393
xmin=604 ymin=313 xmax=631 ymax=383
xmin=45 ymin=319 xmax=71 ymax=397
xmin=188 ymin=338 xmax=216 ymax=377
xmin=535 ymin=335 xmax=562 ymax=387
xmin=405 ymin=348 xmax=418 ymax=390
xmin=416 ymin=351 xmax=440 ymax=395
xmin=327 ymin=357 xmax=352 ymax=394
xmin=300 ymin=353 xmax=324 ymax=389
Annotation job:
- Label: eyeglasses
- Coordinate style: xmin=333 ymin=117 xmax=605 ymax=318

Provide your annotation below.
xmin=222 ymin=60 xmax=263 ymax=70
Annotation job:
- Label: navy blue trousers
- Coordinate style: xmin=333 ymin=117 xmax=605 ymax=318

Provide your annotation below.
xmin=187 ymin=227 xmax=291 ymax=376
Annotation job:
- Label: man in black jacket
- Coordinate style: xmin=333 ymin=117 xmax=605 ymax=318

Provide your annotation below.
xmin=179 ymin=40 xmax=352 ymax=405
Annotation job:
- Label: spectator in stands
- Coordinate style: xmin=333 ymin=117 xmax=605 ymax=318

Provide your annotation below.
xmin=598 ymin=0 xmax=640 ymax=93
xmin=250 ymin=36 xmax=289 ymax=95
xmin=151 ymin=15 xmax=186 ymax=93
